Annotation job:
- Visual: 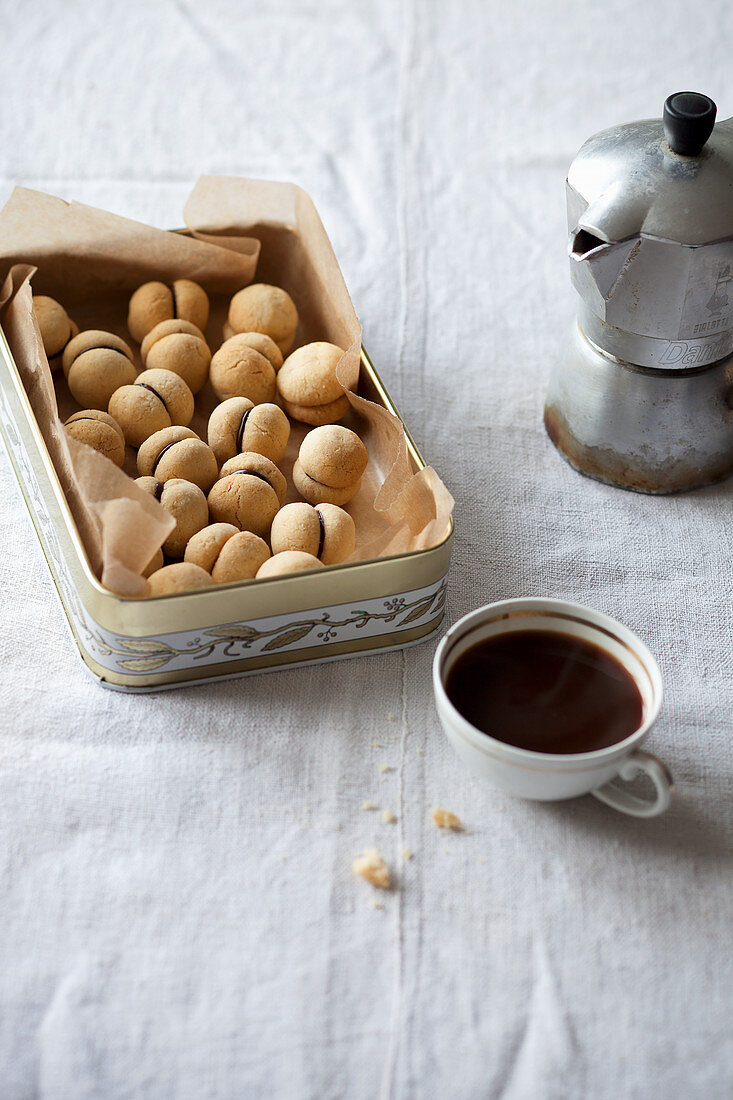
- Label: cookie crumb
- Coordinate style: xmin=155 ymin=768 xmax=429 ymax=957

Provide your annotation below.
xmin=382 ymin=809 xmax=396 ymax=824
xmin=387 ymin=712 xmax=396 ymax=722
xmin=361 ymin=800 xmax=378 ymax=811
xmin=352 ymin=847 xmax=390 ymax=889
xmin=372 ymin=740 xmax=382 ymax=748
xmin=432 ymin=807 xmax=463 ymax=831
xmin=380 ymin=763 xmax=393 ymax=773
xmin=370 ymin=897 xmax=384 ymax=910
xmin=402 ymin=847 xmax=413 ymax=861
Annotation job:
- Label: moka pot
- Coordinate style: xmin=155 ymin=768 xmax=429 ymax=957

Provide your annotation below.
xmin=545 ymin=92 xmax=733 ymax=493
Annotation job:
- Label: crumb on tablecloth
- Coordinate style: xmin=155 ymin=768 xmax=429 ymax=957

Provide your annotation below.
xmin=402 ymin=847 xmax=413 ymax=861
xmin=361 ymin=800 xmax=378 ymax=811
xmin=432 ymin=807 xmax=463 ymax=831
xmin=352 ymin=847 xmax=390 ymax=889
xmin=382 ymin=809 xmax=396 ymax=824
xmin=380 ymin=763 xmax=393 ymax=773
xmin=372 ymin=740 xmax=382 ymax=748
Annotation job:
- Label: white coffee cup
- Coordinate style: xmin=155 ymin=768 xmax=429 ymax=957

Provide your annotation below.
xmin=433 ymin=598 xmax=673 ymax=817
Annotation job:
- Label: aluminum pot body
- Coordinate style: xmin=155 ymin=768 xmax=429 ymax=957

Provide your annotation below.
xmin=545 ymin=322 xmax=733 ymax=493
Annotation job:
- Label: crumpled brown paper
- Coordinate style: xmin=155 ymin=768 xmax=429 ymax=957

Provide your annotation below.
xmin=0 ymin=179 xmax=454 ymax=597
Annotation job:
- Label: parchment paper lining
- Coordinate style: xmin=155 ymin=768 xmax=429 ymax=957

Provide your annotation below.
xmin=0 ymin=179 xmax=454 ymax=597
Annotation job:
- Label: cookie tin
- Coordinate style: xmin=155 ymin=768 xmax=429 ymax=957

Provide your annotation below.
xmin=0 ymin=331 xmax=452 ymax=691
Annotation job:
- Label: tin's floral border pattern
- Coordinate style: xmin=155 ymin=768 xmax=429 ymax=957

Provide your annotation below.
xmin=0 ymin=384 xmax=447 ymax=679
xmin=77 ymin=581 xmax=447 ymax=674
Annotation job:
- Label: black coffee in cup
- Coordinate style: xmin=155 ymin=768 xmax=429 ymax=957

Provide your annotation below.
xmin=445 ymin=630 xmax=643 ymax=754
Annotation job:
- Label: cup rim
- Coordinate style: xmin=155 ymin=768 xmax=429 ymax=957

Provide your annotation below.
xmin=433 ymin=598 xmax=664 ymax=765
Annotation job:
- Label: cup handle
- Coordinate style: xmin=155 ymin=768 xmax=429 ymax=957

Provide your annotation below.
xmin=591 ymin=751 xmax=673 ymax=818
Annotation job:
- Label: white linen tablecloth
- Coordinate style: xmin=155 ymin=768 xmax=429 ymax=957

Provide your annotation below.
xmin=0 ymin=1 xmax=731 ymax=1096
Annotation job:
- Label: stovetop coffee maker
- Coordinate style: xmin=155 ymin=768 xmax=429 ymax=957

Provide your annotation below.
xmin=545 ymin=91 xmax=733 ymax=493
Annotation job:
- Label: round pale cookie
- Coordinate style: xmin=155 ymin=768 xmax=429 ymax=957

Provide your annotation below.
xmin=207 ymin=397 xmax=290 ymax=467
xmin=137 ymin=426 xmax=218 ymax=493
xmin=277 ymin=342 xmax=346 ymax=411
xmin=209 ymin=336 xmax=277 ymax=404
xmin=207 ymin=453 xmax=286 ymax=538
xmin=145 ymin=562 xmax=214 ymax=596
xmin=65 ymin=409 xmax=126 ymax=468
xmin=292 ymin=460 xmax=362 ymax=506
xmin=62 ymin=330 xmax=136 ymax=409
xmin=127 ymin=279 xmax=209 ymax=344
xmin=135 ymin=476 xmax=209 ymax=558
xmin=139 ymin=319 xmax=211 ymax=394
xmin=270 ymin=502 xmax=355 ymax=565
xmin=33 ymin=295 xmax=76 ymax=361
xmin=109 ymin=369 xmax=194 ymax=448
xmin=218 ymin=453 xmax=287 ymax=504
xmin=281 ymin=394 xmax=350 ymax=426
xmin=142 ymin=547 xmax=164 ymax=578
xmin=298 ymin=425 xmax=368 ymax=489
xmin=184 ymin=523 xmax=240 ymax=573
xmin=185 ymin=526 xmax=270 ymax=583
xmin=256 ymin=551 xmax=324 ymax=579
xmin=229 ymin=331 xmax=284 ymax=371
xmin=228 ymin=284 xmax=298 ymax=355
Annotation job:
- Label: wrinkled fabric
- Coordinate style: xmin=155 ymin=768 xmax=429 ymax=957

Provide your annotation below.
xmin=0 ymin=1 xmax=731 ymax=1098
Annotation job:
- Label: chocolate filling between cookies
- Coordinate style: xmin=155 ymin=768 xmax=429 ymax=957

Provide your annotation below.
xmin=136 ymin=382 xmax=170 ymax=415
xmin=71 ymin=344 xmax=130 ymax=365
xmin=235 ymin=409 xmax=252 ymax=454
xmin=151 ymin=439 xmax=183 ymax=476
xmin=229 ymin=468 xmax=274 ymax=490
xmin=315 ymin=508 xmax=326 ymax=560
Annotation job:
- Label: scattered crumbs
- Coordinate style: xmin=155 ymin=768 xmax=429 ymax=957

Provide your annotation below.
xmin=382 ymin=809 xmax=396 ymax=824
xmin=402 ymin=847 xmax=413 ymax=861
xmin=361 ymin=800 xmax=379 ymax=811
xmin=352 ymin=848 xmax=391 ymax=889
xmin=387 ymin=712 xmax=396 ymax=722
xmin=372 ymin=740 xmax=382 ymax=749
xmin=380 ymin=763 xmax=393 ymax=773
xmin=370 ymin=897 xmax=384 ymax=910
xmin=432 ymin=807 xmax=463 ymax=831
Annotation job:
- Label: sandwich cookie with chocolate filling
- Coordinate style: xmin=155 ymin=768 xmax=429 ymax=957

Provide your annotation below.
xmin=207 ymin=397 xmax=290 ymax=467
xmin=227 ymin=284 xmax=298 ymax=355
xmin=140 ymin=319 xmax=211 ymax=394
xmin=137 ymin=426 xmax=218 ymax=493
xmin=145 ymin=562 xmax=214 ymax=596
xmin=136 ymin=476 xmax=209 ymax=559
xmin=109 ymin=368 xmax=194 ymax=448
xmin=207 ymin=452 xmax=286 ymax=539
xmin=270 ymin=502 xmax=355 ymax=565
xmin=256 ymin=551 xmax=324 ymax=579
xmin=209 ymin=334 xmax=277 ymax=405
xmin=64 ymin=409 xmax=126 ymax=468
xmin=127 ymin=279 xmax=209 ymax=344
xmin=62 ymin=330 xmax=136 ymax=408
xmin=277 ymin=342 xmax=349 ymax=426
xmin=292 ymin=425 xmax=368 ymax=506
xmin=33 ymin=295 xmax=78 ymax=368
xmin=185 ymin=523 xmax=271 ymax=583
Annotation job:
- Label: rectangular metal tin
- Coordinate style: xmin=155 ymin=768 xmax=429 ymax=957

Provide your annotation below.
xmin=0 ymin=330 xmax=452 ymax=690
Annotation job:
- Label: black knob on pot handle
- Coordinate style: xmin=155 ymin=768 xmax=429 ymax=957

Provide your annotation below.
xmin=663 ymin=91 xmax=717 ymax=156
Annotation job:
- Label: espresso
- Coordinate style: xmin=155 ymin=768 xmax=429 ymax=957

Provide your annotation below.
xmin=445 ymin=629 xmax=643 ymax=754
